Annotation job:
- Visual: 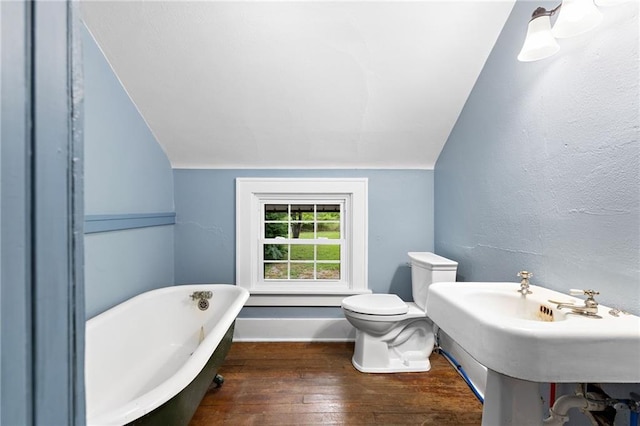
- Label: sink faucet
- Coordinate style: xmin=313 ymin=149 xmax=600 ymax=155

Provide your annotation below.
xmin=517 ymin=271 xmax=533 ymax=295
xmin=552 ymin=289 xmax=600 ymax=317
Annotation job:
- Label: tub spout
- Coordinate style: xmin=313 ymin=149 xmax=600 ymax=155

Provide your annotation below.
xmin=190 ymin=291 xmax=213 ymax=301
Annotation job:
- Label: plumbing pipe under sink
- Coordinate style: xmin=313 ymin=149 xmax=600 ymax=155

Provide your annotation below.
xmin=543 ymin=395 xmax=606 ymax=426
xmin=543 ymin=387 xmax=640 ymax=426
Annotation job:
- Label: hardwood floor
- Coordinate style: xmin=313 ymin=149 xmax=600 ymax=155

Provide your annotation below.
xmin=190 ymin=342 xmax=483 ymax=425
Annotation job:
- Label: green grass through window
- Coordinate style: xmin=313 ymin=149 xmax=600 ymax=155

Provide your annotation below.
xmin=264 ymin=231 xmax=341 ymax=280
xmin=291 ymin=231 xmax=340 ymax=260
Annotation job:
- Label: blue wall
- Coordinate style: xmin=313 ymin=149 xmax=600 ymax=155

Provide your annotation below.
xmin=174 ymin=169 xmax=433 ymax=317
xmin=435 ymin=2 xmax=639 ymax=415
xmin=82 ymin=24 xmax=175 ymax=318
xmin=435 ymin=3 xmax=639 ymax=314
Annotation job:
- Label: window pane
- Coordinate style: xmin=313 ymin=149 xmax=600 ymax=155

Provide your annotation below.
xmin=264 ymin=204 xmax=288 ymax=221
xmin=317 ymin=244 xmax=340 ymax=261
xmin=265 ymin=223 xmax=288 ymax=239
xmin=264 ymin=244 xmax=288 ymax=261
xmin=290 ymin=244 xmax=314 ymax=261
xmin=317 ymin=222 xmax=340 ymax=238
xmin=291 ymin=204 xmax=314 ymax=221
xmin=290 ymin=222 xmax=312 ymax=239
xmin=291 ymin=263 xmax=314 ymax=279
xmin=264 ymin=263 xmax=288 ymax=279
xmin=317 ymin=263 xmax=340 ymax=280
xmin=317 ymin=204 xmax=340 ymax=218
xmin=294 ymin=223 xmax=314 ymax=239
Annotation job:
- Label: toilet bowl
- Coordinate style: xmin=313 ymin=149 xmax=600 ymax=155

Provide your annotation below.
xmin=341 ymin=252 xmax=458 ymax=373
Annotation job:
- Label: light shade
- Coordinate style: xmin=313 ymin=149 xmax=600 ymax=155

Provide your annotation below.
xmin=552 ymin=0 xmax=603 ymax=38
xmin=518 ymin=14 xmax=561 ymax=62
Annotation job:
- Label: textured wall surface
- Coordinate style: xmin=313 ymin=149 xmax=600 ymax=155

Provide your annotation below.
xmin=82 ymin=24 xmax=175 ymax=318
xmin=435 ymin=2 xmax=639 ymax=314
xmin=174 ymin=169 xmax=433 ymax=317
xmin=435 ymin=2 xmax=639 ymax=416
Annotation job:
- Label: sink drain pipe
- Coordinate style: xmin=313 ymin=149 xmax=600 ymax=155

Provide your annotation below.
xmin=543 ymin=386 xmax=640 ymax=426
xmin=542 ymin=394 xmax=605 ymax=425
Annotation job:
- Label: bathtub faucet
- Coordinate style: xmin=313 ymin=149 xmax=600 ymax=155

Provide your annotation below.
xmin=190 ymin=291 xmax=213 ymax=301
xmin=191 ymin=291 xmax=213 ymax=311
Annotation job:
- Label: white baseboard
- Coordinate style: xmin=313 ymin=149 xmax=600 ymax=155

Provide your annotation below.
xmin=233 ymin=317 xmax=356 ymax=342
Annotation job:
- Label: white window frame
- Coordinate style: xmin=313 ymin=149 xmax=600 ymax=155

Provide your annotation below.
xmin=236 ymin=178 xmax=370 ymax=306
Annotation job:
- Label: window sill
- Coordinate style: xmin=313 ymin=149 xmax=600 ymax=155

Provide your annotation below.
xmin=245 ymin=289 xmax=372 ymax=306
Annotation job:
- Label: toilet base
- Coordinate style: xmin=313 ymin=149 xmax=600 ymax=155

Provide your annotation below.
xmin=350 ymin=319 xmax=435 ymax=373
xmin=351 ymin=354 xmax=431 ymax=373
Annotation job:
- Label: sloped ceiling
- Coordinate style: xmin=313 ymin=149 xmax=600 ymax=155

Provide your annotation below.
xmin=80 ymin=1 xmax=515 ymax=169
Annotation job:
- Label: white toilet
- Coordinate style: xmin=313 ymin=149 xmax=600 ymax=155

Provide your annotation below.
xmin=341 ymin=252 xmax=458 ymax=373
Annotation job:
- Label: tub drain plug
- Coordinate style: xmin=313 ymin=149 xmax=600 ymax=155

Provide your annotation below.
xmin=197 ymin=298 xmax=209 ymax=311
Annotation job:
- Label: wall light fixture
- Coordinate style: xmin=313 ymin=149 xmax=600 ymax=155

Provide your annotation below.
xmin=518 ymin=0 xmax=630 ymax=62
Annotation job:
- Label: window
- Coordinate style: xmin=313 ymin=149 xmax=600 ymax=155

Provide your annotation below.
xmin=263 ymin=203 xmax=342 ymax=281
xmin=236 ymin=178 xmax=369 ymax=306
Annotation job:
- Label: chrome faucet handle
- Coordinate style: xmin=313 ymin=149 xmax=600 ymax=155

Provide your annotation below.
xmin=518 ymin=271 xmax=533 ymax=280
xmin=552 ymin=289 xmax=600 ymax=316
xmin=569 ymin=289 xmax=599 ymax=298
xmin=517 ymin=270 xmax=533 ymax=295
xmin=570 ymin=289 xmax=599 ymax=308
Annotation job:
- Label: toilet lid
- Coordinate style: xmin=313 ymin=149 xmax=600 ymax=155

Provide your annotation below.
xmin=342 ymin=294 xmax=409 ymax=315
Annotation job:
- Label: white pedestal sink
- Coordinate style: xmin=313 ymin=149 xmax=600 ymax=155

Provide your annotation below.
xmin=426 ymin=282 xmax=640 ymax=425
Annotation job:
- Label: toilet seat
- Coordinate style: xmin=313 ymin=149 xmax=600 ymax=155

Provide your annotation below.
xmin=342 ymin=294 xmax=408 ymax=315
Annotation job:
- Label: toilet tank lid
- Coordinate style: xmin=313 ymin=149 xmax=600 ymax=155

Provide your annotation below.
xmin=341 ymin=294 xmax=409 ymax=315
xmin=408 ymin=252 xmax=458 ymax=270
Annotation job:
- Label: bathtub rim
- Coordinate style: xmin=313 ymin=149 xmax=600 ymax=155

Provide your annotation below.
xmin=86 ymin=283 xmax=248 ymax=426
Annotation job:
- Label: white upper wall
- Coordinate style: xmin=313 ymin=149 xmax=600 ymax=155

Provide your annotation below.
xmin=80 ymin=1 xmax=515 ymax=169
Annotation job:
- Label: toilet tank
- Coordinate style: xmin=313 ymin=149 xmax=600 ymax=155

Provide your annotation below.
xmin=408 ymin=252 xmax=458 ymax=310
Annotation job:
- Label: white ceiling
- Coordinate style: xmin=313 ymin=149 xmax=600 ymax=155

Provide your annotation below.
xmin=80 ymin=1 xmax=515 ymax=169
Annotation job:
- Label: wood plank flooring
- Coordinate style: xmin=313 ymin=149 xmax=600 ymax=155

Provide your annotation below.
xmin=190 ymin=342 xmax=483 ymax=425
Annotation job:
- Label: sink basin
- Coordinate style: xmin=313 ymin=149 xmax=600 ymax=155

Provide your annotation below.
xmin=427 ymin=282 xmax=640 ymax=383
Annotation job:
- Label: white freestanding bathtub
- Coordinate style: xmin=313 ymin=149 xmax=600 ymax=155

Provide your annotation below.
xmin=85 ymin=284 xmax=249 ymax=426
